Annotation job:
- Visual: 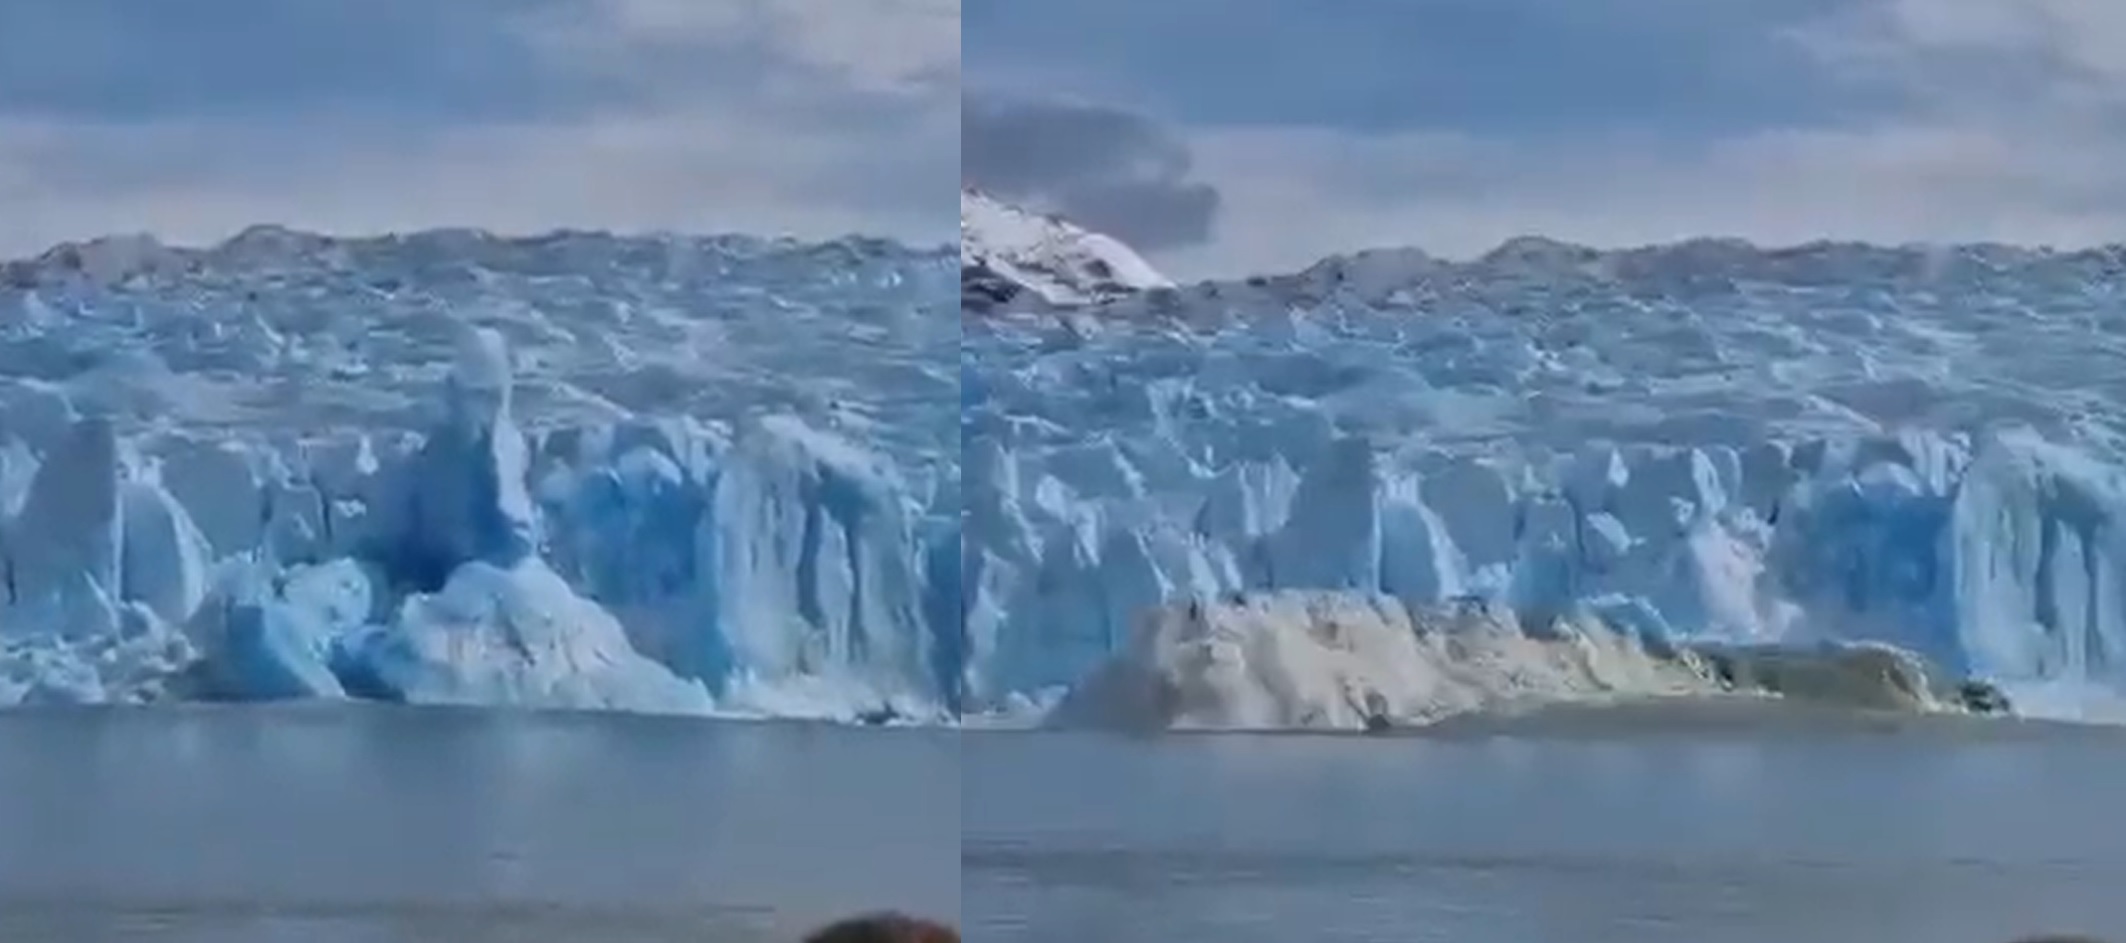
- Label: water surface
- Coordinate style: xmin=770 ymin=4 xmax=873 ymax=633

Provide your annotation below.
xmin=965 ymin=706 xmax=2126 ymax=942
xmin=12 ymin=701 xmax=2120 ymax=942
xmin=0 ymin=705 xmax=958 ymax=943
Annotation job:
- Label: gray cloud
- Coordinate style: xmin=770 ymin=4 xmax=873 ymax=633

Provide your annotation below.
xmin=0 ymin=0 xmax=959 ymax=253
xmin=961 ymin=94 xmax=1221 ymax=250
xmin=969 ymin=0 xmax=2126 ymax=279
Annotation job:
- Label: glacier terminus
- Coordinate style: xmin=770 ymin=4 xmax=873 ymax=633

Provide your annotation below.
xmin=0 ymin=229 xmax=958 ymax=720
xmin=7 ymin=198 xmax=2126 ymax=729
xmin=963 ymin=190 xmax=2126 ymax=729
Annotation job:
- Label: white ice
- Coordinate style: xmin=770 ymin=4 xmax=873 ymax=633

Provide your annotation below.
xmin=1050 ymin=591 xmax=1953 ymax=732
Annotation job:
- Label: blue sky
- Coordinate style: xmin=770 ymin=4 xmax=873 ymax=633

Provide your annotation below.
xmin=966 ymin=0 xmax=2126 ymax=278
xmin=0 ymin=0 xmax=957 ymax=255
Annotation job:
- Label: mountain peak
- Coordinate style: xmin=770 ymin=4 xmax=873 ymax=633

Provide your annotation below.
xmin=960 ymin=189 xmax=1172 ymax=313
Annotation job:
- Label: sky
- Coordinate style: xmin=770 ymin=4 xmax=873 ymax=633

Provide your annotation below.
xmin=0 ymin=0 xmax=958 ymax=256
xmin=965 ymin=0 xmax=2126 ymax=279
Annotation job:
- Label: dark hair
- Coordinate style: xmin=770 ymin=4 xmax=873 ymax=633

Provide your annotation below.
xmin=802 ymin=912 xmax=959 ymax=943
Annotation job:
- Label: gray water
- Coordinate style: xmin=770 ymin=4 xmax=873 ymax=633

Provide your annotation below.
xmin=964 ymin=705 xmax=2126 ymax=943
xmin=8 ymin=703 xmax=2124 ymax=943
xmin=0 ymin=706 xmax=959 ymax=943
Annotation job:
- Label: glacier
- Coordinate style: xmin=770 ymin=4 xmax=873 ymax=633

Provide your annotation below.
xmin=0 ymin=228 xmax=958 ymax=719
xmin=12 ymin=208 xmax=2126 ymax=727
xmin=964 ymin=217 xmax=2126 ymax=725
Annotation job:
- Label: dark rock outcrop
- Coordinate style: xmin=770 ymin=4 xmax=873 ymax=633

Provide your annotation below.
xmin=802 ymin=912 xmax=959 ymax=943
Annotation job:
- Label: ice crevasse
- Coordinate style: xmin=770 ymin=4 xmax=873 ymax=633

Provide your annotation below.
xmin=0 ymin=326 xmax=956 ymax=719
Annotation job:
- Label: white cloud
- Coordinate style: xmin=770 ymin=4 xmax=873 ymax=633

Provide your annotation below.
xmin=0 ymin=104 xmax=955 ymax=256
xmin=540 ymin=0 xmax=958 ymax=95
xmin=766 ymin=0 xmax=960 ymax=93
xmin=1143 ymin=0 xmax=2126 ymax=279
xmin=1868 ymin=0 xmax=2126 ymax=77
xmin=1163 ymin=117 xmax=2126 ymax=279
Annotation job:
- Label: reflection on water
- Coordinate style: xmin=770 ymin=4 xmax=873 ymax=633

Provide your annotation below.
xmin=0 ymin=706 xmax=958 ymax=943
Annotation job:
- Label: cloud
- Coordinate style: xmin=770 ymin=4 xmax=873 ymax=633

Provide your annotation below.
xmin=967 ymin=0 xmax=1878 ymax=137
xmin=0 ymin=0 xmax=957 ymax=254
xmin=961 ymin=94 xmax=1221 ymax=250
xmin=970 ymin=0 xmax=2126 ymax=280
xmin=1161 ymin=121 xmax=2126 ymax=277
xmin=1794 ymin=0 xmax=2126 ymax=123
xmin=524 ymin=0 xmax=958 ymax=99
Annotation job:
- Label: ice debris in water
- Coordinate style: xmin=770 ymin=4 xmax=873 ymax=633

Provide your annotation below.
xmin=1050 ymin=591 xmax=1963 ymax=732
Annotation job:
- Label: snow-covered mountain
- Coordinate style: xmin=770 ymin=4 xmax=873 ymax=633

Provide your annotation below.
xmin=960 ymin=188 xmax=1173 ymax=312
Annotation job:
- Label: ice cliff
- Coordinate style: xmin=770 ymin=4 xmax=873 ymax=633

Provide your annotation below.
xmin=964 ymin=217 xmax=2126 ymax=725
xmin=14 ymin=210 xmax=2126 ymax=726
xmin=0 ymin=228 xmax=957 ymax=718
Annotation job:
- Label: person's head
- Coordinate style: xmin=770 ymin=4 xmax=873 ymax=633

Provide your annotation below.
xmin=802 ymin=912 xmax=958 ymax=943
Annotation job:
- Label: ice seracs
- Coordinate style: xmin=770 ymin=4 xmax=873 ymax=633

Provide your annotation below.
xmin=0 ymin=330 xmax=715 ymax=713
xmin=0 ymin=415 xmax=205 ymax=702
xmin=5 ymin=417 xmax=125 ymax=628
xmin=320 ymin=327 xmax=710 ymax=713
xmin=0 ymin=226 xmax=955 ymax=718
xmin=362 ymin=325 xmax=541 ymax=589
xmin=960 ymin=188 xmax=1173 ymax=312
xmin=17 ymin=217 xmax=2126 ymax=727
xmin=336 ymin=560 xmax=712 ymax=714
xmin=965 ymin=235 xmax=2126 ymax=726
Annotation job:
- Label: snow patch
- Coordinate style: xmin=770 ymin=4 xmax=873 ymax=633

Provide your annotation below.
xmin=961 ymin=189 xmax=1172 ymax=312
